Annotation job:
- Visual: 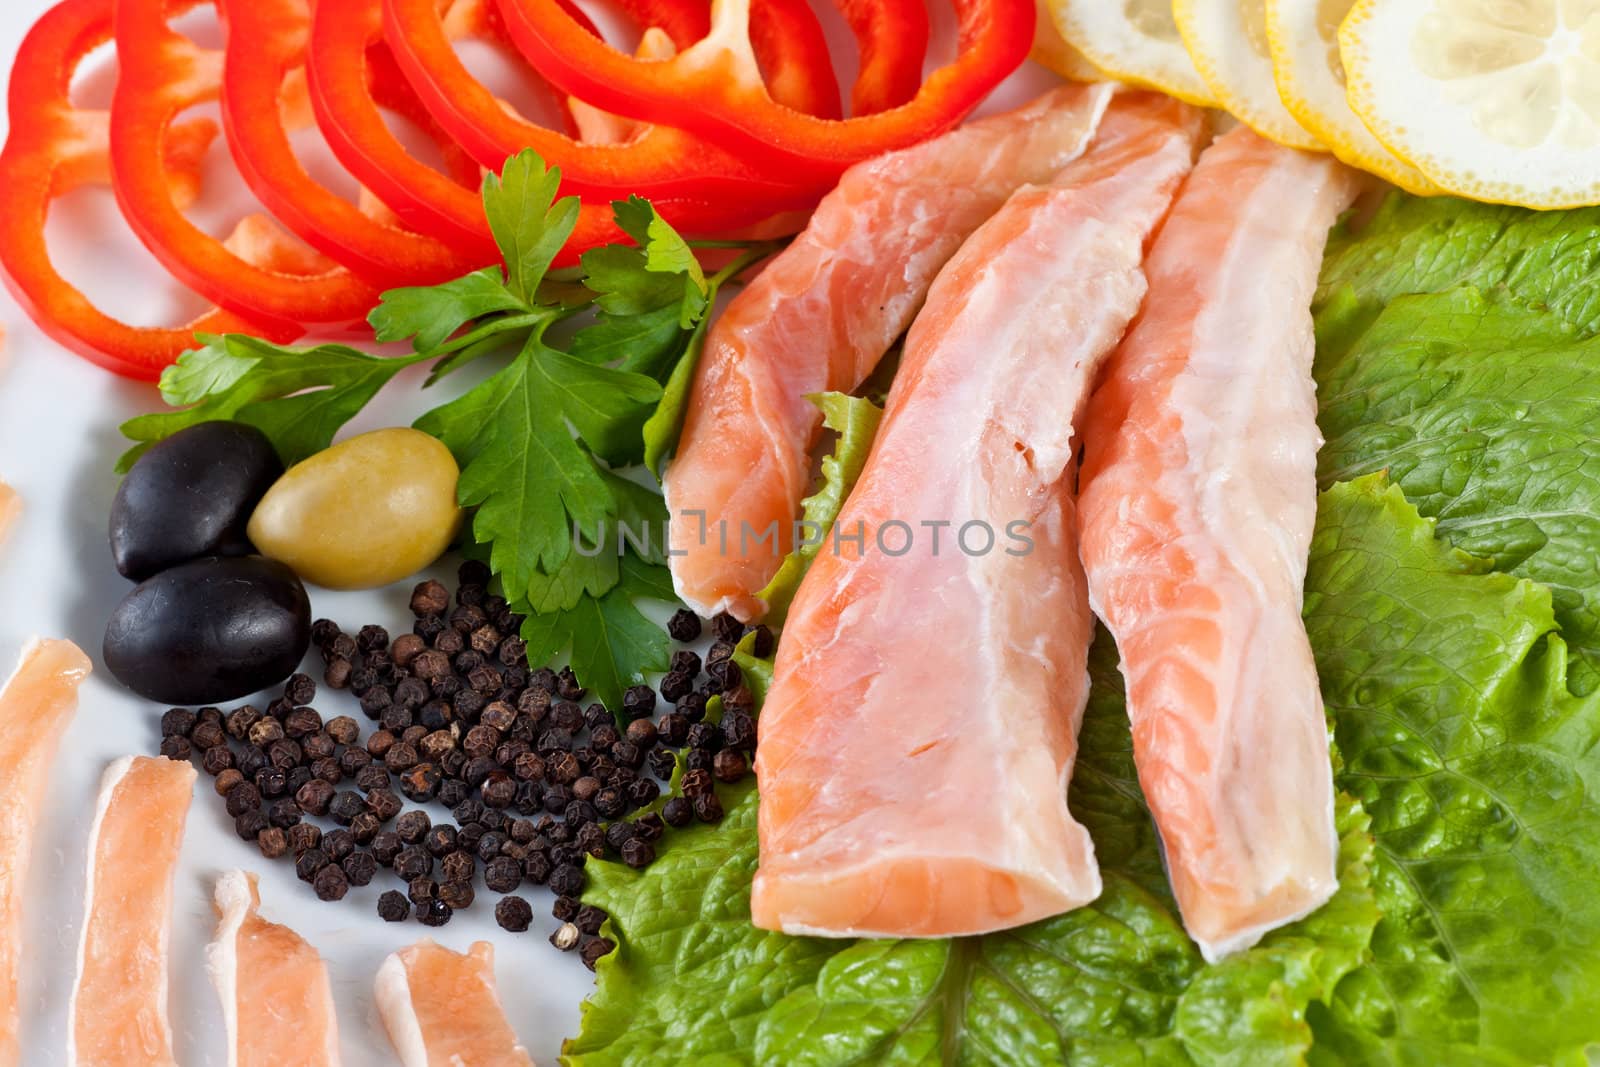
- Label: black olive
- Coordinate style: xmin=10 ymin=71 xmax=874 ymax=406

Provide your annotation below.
xmin=110 ymin=421 xmax=283 ymax=581
xmin=103 ymin=556 xmax=311 ymax=703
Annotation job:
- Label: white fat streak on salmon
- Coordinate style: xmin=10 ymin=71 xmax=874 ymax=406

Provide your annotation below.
xmin=0 ymin=639 xmax=90 ymax=1067
xmin=68 ymin=755 xmax=194 ymax=1067
xmin=206 ymin=870 xmax=341 ymax=1067
xmin=751 ymin=96 xmax=1206 ymax=939
xmin=664 ymin=83 xmax=1117 ymax=620
xmin=1079 ymin=128 xmax=1359 ymax=961
xmin=376 ymin=940 xmax=532 ymax=1067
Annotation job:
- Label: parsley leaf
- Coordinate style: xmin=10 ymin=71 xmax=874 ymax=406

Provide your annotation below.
xmin=369 ymin=267 xmax=529 ymax=353
xmin=517 ymin=554 xmax=678 ymax=711
xmin=118 ymin=334 xmax=422 ymax=471
xmin=486 ymin=151 xmax=582 ymax=304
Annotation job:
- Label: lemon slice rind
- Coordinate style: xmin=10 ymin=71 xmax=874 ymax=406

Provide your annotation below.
xmin=1046 ymin=0 xmax=1219 ymax=107
xmin=1340 ymin=0 xmax=1600 ymax=209
xmin=1031 ymin=2 xmax=1107 ymax=83
xmin=1264 ymin=0 xmax=1437 ymax=194
xmin=1173 ymin=0 xmax=1325 ymax=151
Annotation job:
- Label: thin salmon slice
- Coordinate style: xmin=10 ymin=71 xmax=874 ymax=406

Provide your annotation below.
xmin=207 ymin=870 xmax=341 ymax=1067
xmin=663 ymin=82 xmax=1117 ymax=621
xmin=68 ymin=755 xmax=196 ymax=1067
xmin=751 ymin=94 xmax=1206 ymax=938
xmin=375 ymin=939 xmax=532 ymax=1067
xmin=0 ymin=640 xmax=90 ymax=1067
xmin=0 ymin=481 xmax=18 ymax=550
xmin=1077 ymin=127 xmax=1360 ymax=961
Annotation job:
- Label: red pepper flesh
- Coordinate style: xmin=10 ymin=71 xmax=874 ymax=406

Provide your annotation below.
xmin=111 ymin=0 xmax=380 ymax=327
xmin=0 ymin=0 xmax=299 ymax=381
xmin=219 ymin=0 xmax=489 ymax=287
xmin=383 ymin=0 xmax=829 ymax=218
xmin=493 ymin=0 xmax=1035 ymax=173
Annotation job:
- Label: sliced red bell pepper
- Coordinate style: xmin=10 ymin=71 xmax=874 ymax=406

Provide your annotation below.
xmin=306 ymin=0 xmax=627 ymax=265
xmin=111 ymin=0 xmax=380 ymax=327
xmin=383 ymin=0 xmax=829 ymax=219
xmin=833 ymin=0 xmax=930 ymax=114
xmin=218 ymin=0 xmax=488 ymax=287
xmin=493 ymin=0 xmax=1034 ymax=173
xmin=0 ymin=0 xmax=299 ymax=381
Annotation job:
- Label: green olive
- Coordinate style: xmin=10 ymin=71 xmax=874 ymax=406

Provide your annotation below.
xmin=247 ymin=428 xmax=463 ymax=590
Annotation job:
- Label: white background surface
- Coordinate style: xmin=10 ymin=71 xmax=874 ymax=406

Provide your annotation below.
xmin=0 ymin=2 xmax=1056 ymax=1062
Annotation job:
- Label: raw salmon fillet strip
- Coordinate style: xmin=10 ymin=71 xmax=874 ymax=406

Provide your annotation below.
xmin=1077 ymin=127 xmax=1360 ymax=961
xmin=207 ymin=870 xmax=341 ymax=1067
xmin=663 ymin=82 xmax=1117 ymax=621
xmin=68 ymin=754 xmax=196 ymax=1067
xmin=751 ymin=94 xmax=1206 ymax=939
xmin=0 ymin=639 xmax=90 ymax=1067
xmin=375 ymin=939 xmax=532 ymax=1067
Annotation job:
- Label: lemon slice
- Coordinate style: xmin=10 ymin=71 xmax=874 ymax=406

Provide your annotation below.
xmin=1046 ymin=0 xmax=1219 ymax=106
xmin=1032 ymin=1 xmax=1107 ymax=82
xmin=1174 ymin=0 xmax=1325 ymax=149
xmin=1265 ymin=0 xmax=1438 ymax=192
xmin=1341 ymin=0 xmax=1600 ymax=208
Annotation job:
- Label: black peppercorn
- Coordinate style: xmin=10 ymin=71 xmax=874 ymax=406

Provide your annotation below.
xmin=693 ymin=792 xmax=724 ymax=823
xmin=158 ymin=736 xmax=191 ymax=762
xmin=349 ymin=812 xmax=382 ymax=844
xmin=254 ymin=767 xmax=288 ymax=799
xmin=412 ymin=579 xmax=450 ymax=617
xmin=626 ymin=778 xmax=660 ymax=808
xmin=677 ymin=692 xmax=710 ymax=723
xmin=326 ymin=791 xmax=365 ymax=825
xmin=563 ymin=799 xmax=598 ymax=827
xmin=214 ymin=768 xmax=245 ymax=798
xmin=552 ymin=894 xmax=580 ymax=922
xmin=474 ymin=832 xmax=507 ymax=864
xmin=249 ymin=718 xmax=286 ymax=746
xmin=549 ymin=863 xmax=585 ymax=897
xmin=295 ymin=849 xmax=330 ymax=882
xmin=438 ymin=880 xmax=475 ymax=911
xmin=379 ymin=705 xmax=414 ymax=734
xmin=634 ymin=813 xmax=665 ymax=841
xmin=356 ymin=624 xmax=389 ymax=652
xmin=309 ymin=758 xmax=342 ymax=786
xmin=418 ymin=899 xmax=452 ymax=927
xmin=265 ymin=738 xmax=301 ymax=772
xmin=621 ymin=838 xmax=656 ymax=868
xmin=301 ymin=731 xmax=335 ymax=761
xmin=611 ymin=741 xmax=643 ymax=770
xmin=685 ymin=747 xmax=714 ymax=773
xmin=440 ymin=850 xmax=475 ymax=884
xmin=395 ymin=846 xmax=432 ymax=881
xmin=722 ymin=684 xmax=755 ymax=712
xmin=366 ymin=788 xmax=403 ymax=822
xmin=312 ymin=864 xmax=349 ymax=902
xmin=669 ymin=650 xmax=701 ymax=678
xmin=580 ymin=937 xmax=617 ymax=971
xmin=200 ymin=745 xmax=234 ymax=777
xmin=287 ymin=766 xmax=313 ymax=794
xmin=393 ymin=809 xmax=430 ymax=844
xmin=225 ymin=782 xmax=262 ymax=818
xmin=555 ymin=666 xmax=585 ymax=701
xmin=267 ymin=798 xmax=302 ymax=829
xmin=522 ymin=851 xmax=552 ymax=885
xmin=495 ymin=895 xmax=533 ymax=932
xmin=681 ymin=768 xmax=714 ymax=797
xmin=408 ymin=877 xmax=438 ymax=906
xmin=604 ymin=821 xmax=638 ymax=852
xmin=342 ymin=851 xmax=378 ymax=887
xmin=424 ymin=825 xmax=458 ymax=857
xmin=748 ymin=624 xmax=775 ymax=658
xmin=323 ymin=828 xmax=357 ymax=862
xmin=257 ymin=825 xmax=289 ymax=859
xmin=662 ymin=797 xmax=692 ymax=827
xmin=235 ymin=809 xmax=269 ymax=841
xmin=658 ymin=671 xmax=693 ymax=704
xmin=371 ymin=831 xmax=403 ymax=867
xmin=713 ymin=749 xmax=749 ymax=783
xmin=355 ymin=765 xmax=391 ymax=793
xmin=160 ymin=707 xmax=197 ymax=738
xmin=287 ymin=824 xmax=322 ymax=855
xmin=550 ymin=922 xmax=581 ymax=951
xmin=575 ymin=822 xmax=605 ymax=858
xmin=377 ymin=890 xmax=411 ymax=922
xmin=283 ymin=706 xmax=322 ymax=739
xmin=593 ymin=789 xmax=625 ymax=819
xmin=324 ymin=658 xmax=353 ymax=690
xmin=383 ymin=741 xmax=419 ymax=774
xmin=666 ymin=609 xmax=701 ymax=642
xmin=437 ymin=779 xmax=470 ymax=808
xmin=338 ymin=748 xmax=373 ymax=779
xmin=550 ymin=843 xmax=583 ymax=868
xmin=574 ymin=904 xmax=608 ymax=936
xmin=398 ymin=763 xmax=442 ymax=803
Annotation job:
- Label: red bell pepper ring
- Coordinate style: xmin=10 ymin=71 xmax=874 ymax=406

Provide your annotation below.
xmin=493 ymin=0 xmax=1034 ymax=173
xmin=0 ymin=0 xmax=299 ymax=381
xmin=382 ymin=0 xmax=829 ymax=218
xmin=218 ymin=0 xmax=488 ymax=287
xmin=111 ymin=0 xmax=380 ymax=327
xmin=833 ymin=0 xmax=931 ymax=114
xmin=305 ymin=0 xmax=625 ymax=265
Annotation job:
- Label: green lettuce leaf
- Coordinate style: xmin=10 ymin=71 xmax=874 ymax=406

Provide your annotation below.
xmin=755 ymin=393 xmax=884 ymax=625
xmin=1305 ymin=475 xmax=1600 ymax=1065
xmin=1315 ymin=196 xmax=1600 ymax=693
xmin=567 ymin=626 xmax=1378 ymax=1066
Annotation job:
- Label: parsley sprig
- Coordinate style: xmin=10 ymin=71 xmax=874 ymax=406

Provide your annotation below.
xmin=118 ymin=151 xmax=780 ymax=709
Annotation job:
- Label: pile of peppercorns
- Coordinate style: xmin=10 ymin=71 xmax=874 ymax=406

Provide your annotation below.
xmin=156 ymin=560 xmax=768 ymax=971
